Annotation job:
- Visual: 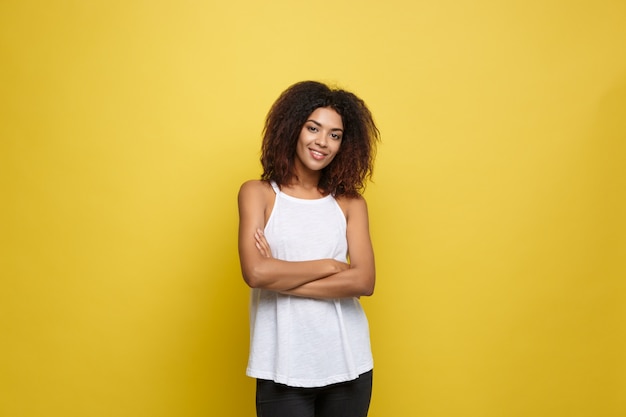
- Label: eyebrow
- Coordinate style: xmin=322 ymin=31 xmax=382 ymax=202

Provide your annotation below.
xmin=307 ymin=119 xmax=344 ymax=132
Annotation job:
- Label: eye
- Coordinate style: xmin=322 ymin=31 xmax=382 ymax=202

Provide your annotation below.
xmin=307 ymin=125 xmax=318 ymax=132
xmin=330 ymin=132 xmax=342 ymax=140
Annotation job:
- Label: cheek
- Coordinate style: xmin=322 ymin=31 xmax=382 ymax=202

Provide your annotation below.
xmin=327 ymin=144 xmax=342 ymax=163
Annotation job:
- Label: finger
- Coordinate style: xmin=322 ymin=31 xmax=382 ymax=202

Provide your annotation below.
xmin=255 ymin=229 xmax=270 ymax=248
xmin=255 ymin=241 xmax=269 ymax=257
xmin=254 ymin=232 xmax=267 ymax=248
xmin=254 ymin=229 xmax=272 ymax=258
xmin=259 ymin=240 xmax=271 ymax=257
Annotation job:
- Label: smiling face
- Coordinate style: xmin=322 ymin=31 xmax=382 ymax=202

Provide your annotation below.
xmin=294 ymin=107 xmax=344 ymax=176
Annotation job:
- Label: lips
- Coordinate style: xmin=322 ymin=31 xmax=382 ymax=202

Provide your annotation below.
xmin=309 ymin=149 xmax=327 ymax=160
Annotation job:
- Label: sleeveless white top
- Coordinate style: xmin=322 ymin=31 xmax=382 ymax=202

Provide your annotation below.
xmin=246 ymin=181 xmax=373 ymax=387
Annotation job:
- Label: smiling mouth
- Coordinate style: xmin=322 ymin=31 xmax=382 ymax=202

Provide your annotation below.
xmin=309 ymin=149 xmax=327 ymax=160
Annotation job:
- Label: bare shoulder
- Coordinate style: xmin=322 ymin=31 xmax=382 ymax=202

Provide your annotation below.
xmin=239 ymin=179 xmax=273 ymax=199
xmin=238 ymin=179 xmax=276 ymax=218
xmin=335 ymin=194 xmax=368 ymax=220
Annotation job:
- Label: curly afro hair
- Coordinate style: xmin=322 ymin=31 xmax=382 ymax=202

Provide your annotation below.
xmin=260 ymin=81 xmax=380 ymax=198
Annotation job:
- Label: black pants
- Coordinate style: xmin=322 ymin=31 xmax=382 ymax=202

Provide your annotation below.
xmin=256 ymin=370 xmax=373 ymax=417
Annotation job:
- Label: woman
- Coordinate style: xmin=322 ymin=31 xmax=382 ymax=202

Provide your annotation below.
xmin=238 ymin=80 xmax=380 ymax=417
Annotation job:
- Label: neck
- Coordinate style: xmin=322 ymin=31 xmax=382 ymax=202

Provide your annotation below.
xmin=291 ymin=160 xmax=322 ymax=189
xmin=284 ymin=163 xmax=325 ymax=197
xmin=291 ymin=175 xmax=320 ymax=188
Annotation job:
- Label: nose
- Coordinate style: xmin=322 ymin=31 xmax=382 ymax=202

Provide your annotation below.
xmin=315 ymin=133 xmax=328 ymax=147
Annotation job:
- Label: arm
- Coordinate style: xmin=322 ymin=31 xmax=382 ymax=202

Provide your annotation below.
xmin=278 ymin=196 xmax=376 ymax=299
xmin=237 ymin=180 xmax=349 ymax=291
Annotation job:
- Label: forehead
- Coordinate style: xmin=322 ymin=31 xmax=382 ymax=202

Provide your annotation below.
xmin=307 ymin=107 xmax=343 ymax=129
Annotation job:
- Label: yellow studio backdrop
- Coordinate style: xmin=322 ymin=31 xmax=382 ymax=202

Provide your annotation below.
xmin=1 ymin=1 xmax=624 ymax=416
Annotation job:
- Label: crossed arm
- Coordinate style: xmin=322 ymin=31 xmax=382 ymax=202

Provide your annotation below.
xmin=237 ymin=180 xmax=375 ymax=299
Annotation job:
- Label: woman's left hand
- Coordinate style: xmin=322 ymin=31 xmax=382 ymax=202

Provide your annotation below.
xmin=254 ymin=228 xmax=273 ymax=258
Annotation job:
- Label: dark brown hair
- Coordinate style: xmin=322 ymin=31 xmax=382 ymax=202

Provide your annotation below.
xmin=260 ymin=81 xmax=380 ymax=198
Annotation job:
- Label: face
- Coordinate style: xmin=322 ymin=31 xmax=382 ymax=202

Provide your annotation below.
xmin=294 ymin=107 xmax=344 ymax=174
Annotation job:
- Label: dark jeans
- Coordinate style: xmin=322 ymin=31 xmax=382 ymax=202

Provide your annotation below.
xmin=256 ymin=370 xmax=373 ymax=417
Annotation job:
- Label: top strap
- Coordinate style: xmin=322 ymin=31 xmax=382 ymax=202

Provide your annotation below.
xmin=269 ymin=181 xmax=280 ymax=194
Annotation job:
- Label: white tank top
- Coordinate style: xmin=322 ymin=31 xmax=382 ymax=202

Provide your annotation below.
xmin=246 ymin=181 xmax=373 ymax=387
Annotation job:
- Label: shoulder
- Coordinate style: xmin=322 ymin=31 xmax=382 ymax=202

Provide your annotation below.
xmin=238 ymin=179 xmax=274 ymax=203
xmin=239 ymin=179 xmax=272 ymax=194
xmin=335 ymin=194 xmax=368 ymax=220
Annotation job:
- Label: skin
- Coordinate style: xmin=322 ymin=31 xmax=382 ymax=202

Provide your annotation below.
xmin=238 ymin=107 xmax=375 ymax=299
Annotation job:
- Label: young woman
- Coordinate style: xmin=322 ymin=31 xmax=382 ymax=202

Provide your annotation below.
xmin=238 ymin=80 xmax=380 ymax=417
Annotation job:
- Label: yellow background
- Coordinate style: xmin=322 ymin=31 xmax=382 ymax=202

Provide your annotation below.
xmin=1 ymin=1 xmax=625 ymax=416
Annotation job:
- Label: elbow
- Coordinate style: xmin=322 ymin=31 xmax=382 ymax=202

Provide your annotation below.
xmin=360 ymin=272 xmax=376 ymax=297
xmin=242 ymin=271 xmax=261 ymax=289
xmin=241 ymin=264 xmax=269 ymax=289
xmin=348 ymin=265 xmax=375 ymax=297
xmin=361 ymin=282 xmax=375 ymax=297
xmin=243 ymin=274 xmax=259 ymax=289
